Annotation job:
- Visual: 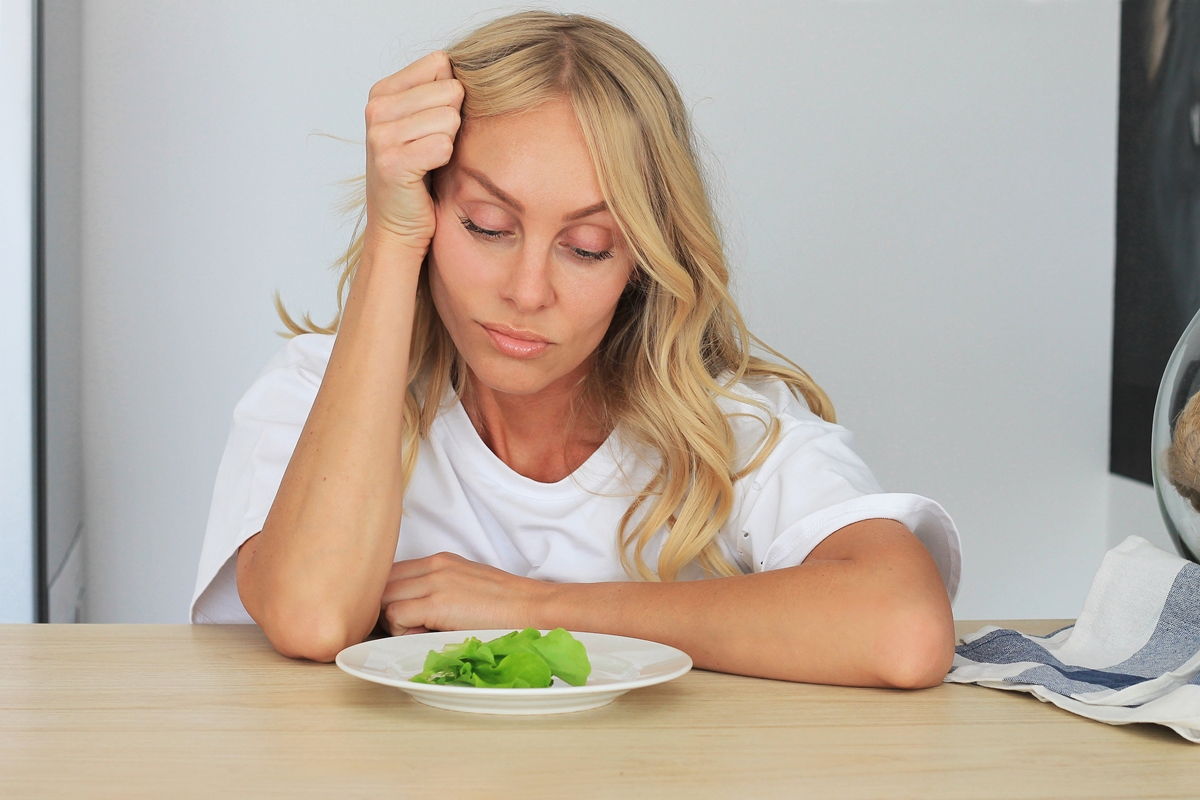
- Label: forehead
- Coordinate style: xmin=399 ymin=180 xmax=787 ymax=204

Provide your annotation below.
xmin=451 ymin=99 xmax=606 ymax=212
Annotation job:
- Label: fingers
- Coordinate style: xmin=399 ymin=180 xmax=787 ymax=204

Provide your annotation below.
xmin=381 ymin=599 xmax=432 ymax=636
xmin=369 ymin=106 xmax=462 ymax=157
xmin=370 ymin=50 xmax=454 ymax=100
xmin=365 ymin=78 xmax=463 ymax=128
xmin=386 ymin=552 xmax=469 ymax=582
xmin=365 ymin=88 xmax=462 ymax=185
xmin=362 ymin=53 xmax=463 ymax=244
xmin=380 ymin=572 xmax=436 ymax=606
xmin=368 ymin=131 xmax=456 ymax=190
xmin=377 ymin=554 xmax=529 ymax=636
xmin=379 ymin=552 xmax=472 ymax=606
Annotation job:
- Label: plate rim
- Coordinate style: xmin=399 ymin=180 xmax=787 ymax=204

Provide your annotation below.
xmin=335 ymin=628 xmax=693 ymax=697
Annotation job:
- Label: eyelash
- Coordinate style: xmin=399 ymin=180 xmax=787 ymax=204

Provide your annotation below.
xmin=459 ymin=216 xmax=504 ymax=239
xmin=458 ymin=215 xmax=614 ymax=262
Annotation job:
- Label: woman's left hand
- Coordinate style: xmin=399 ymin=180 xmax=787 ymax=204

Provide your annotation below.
xmin=378 ymin=552 xmax=552 ymax=636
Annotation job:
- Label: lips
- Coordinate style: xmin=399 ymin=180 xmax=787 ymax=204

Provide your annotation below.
xmin=481 ymin=323 xmax=551 ymax=359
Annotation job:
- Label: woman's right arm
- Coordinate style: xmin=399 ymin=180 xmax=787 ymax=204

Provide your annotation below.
xmin=234 ymin=52 xmax=463 ymax=662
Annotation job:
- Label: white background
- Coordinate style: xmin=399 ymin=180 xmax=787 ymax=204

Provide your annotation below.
xmin=64 ymin=0 xmax=1165 ymax=623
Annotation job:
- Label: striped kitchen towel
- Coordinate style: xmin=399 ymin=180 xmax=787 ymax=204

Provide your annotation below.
xmin=945 ymin=536 xmax=1200 ymax=742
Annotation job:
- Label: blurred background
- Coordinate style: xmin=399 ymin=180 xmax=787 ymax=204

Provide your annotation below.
xmin=3 ymin=0 xmax=1157 ymax=623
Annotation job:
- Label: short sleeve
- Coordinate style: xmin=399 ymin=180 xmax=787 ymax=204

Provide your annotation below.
xmin=189 ymin=334 xmax=335 ymax=623
xmin=722 ymin=380 xmax=962 ymax=603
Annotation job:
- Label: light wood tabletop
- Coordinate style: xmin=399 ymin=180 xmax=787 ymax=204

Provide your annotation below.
xmin=2 ymin=621 xmax=1197 ymax=799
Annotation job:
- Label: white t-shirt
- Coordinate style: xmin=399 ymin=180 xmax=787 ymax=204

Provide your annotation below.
xmin=191 ymin=333 xmax=961 ymax=624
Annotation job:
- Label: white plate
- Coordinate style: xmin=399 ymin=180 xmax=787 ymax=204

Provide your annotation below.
xmin=335 ymin=629 xmax=692 ymax=715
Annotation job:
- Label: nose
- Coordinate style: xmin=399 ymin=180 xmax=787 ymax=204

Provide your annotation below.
xmin=500 ymin=241 xmax=555 ymax=313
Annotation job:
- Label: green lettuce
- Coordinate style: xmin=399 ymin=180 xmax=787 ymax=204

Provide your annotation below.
xmin=409 ymin=628 xmax=591 ymax=688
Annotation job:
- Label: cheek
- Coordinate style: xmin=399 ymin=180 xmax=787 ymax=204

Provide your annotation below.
xmin=567 ymin=268 xmax=635 ymax=338
xmin=429 ymin=206 xmax=461 ymax=279
xmin=429 ymin=211 xmax=483 ymax=312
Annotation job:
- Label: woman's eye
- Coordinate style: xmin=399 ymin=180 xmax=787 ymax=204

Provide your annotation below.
xmin=460 ymin=216 xmax=506 ymax=239
xmin=569 ymin=245 xmax=614 ymax=262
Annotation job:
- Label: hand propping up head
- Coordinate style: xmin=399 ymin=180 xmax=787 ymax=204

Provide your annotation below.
xmin=363 ymin=51 xmax=464 ymax=251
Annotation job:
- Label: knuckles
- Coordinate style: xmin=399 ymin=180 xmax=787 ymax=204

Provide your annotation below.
xmin=426 ymin=551 xmax=461 ymax=570
xmin=428 ymin=133 xmax=455 ymax=165
xmin=433 ymin=105 xmax=463 ymax=130
xmin=364 ymin=107 xmax=460 ymax=156
xmin=429 ymin=50 xmax=452 ymax=73
xmin=363 ymin=95 xmax=388 ymax=126
xmin=384 ymin=605 xmax=409 ymax=634
xmin=364 ymin=124 xmax=385 ymax=151
xmin=365 ymin=60 xmax=462 ymax=122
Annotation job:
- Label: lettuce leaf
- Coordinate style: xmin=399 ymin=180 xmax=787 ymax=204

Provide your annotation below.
xmin=470 ymin=651 xmax=551 ymax=688
xmin=409 ymin=628 xmax=591 ymax=688
xmin=531 ymin=628 xmax=591 ymax=686
xmin=485 ymin=628 xmax=541 ymax=659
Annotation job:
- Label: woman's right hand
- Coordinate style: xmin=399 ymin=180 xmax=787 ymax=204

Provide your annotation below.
xmin=239 ymin=54 xmax=463 ymax=663
xmin=364 ymin=51 xmax=464 ymax=251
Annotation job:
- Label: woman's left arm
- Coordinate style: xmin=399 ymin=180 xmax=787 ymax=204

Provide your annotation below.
xmin=379 ymin=518 xmax=955 ymax=688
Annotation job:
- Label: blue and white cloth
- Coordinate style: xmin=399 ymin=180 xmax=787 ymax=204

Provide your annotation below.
xmin=946 ymin=536 xmax=1200 ymax=742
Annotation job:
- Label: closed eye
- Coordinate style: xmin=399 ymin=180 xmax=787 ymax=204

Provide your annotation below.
xmin=459 ymin=216 xmax=506 ymax=239
xmin=461 ymin=214 xmax=613 ymax=261
xmin=569 ymin=245 xmax=614 ymax=262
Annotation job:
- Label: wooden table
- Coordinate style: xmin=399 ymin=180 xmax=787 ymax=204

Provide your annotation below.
xmin=2 ymin=621 xmax=1198 ymax=798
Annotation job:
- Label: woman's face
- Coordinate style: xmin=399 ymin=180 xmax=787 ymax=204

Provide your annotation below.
xmin=428 ymin=98 xmax=636 ymax=399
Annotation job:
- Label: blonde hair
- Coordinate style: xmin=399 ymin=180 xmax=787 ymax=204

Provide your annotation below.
xmin=280 ymin=11 xmax=834 ymax=581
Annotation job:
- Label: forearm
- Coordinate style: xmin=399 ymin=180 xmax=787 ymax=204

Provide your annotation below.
xmin=238 ymin=231 xmax=424 ymax=660
xmin=539 ymin=520 xmax=955 ymax=688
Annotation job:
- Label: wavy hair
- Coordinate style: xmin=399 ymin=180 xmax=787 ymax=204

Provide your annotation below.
xmin=280 ymin=11 xmax=834 ymax=581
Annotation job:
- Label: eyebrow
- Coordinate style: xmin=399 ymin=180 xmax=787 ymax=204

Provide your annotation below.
xmin=459 ymin=166 xmax=609 ymax=222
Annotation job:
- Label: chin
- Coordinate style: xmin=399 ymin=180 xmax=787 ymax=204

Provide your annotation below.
xmin=465 ymin=354 xmax=564 ymax=397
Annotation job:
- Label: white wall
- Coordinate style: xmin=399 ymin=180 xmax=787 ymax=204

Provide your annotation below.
xmin=1108 ymin=474 xmax=1171 ymax=552
xmin=0 ymin=0 xmax=36 ymax=622
xmin=81 ymin=0 xmax=1133 ymax=622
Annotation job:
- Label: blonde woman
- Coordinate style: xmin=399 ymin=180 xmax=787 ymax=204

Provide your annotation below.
xmin=191 ymin=11 xmax=961 ymax=688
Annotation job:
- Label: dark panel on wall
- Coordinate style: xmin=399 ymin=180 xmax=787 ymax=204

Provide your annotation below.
xmin=40 ymin=0 xmax=85 ymax=622
xmin=1111 ymin=0 xmax=1200 ymax=484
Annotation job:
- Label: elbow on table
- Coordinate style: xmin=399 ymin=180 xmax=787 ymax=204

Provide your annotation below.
xmin=241 ymin=580 xmax=367 ymax=663
xmin=258 ymin=609 xmax=365 ymax=663
xmin=236 ymin=541 xmax=369 ymax=663
xmin=874 ymin=604 xmax=956 ymax=690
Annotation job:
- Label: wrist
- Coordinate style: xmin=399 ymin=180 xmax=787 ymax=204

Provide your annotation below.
xmin=532 ymin=579 xmax=578 ymax=631
xmin=361 ymin=223 xmax=431 ymax=268
xmin=336 ymin=227 xmax=425 ymax=335
xmin=351 ymin=230 xmax=428 ymax=298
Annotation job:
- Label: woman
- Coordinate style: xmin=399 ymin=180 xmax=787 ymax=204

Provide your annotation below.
xmin=192 ymin=11 xmax=961 ymax=688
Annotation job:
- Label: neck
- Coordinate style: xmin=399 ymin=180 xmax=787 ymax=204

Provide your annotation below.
xmin=461 ymin=364 xmax=609 ymax=483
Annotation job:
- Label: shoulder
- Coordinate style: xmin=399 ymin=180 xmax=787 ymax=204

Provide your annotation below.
xmin=716 ymin=375 xmax=844 ymax=470
xmin=233 ymin=333 xmax=335 ymax=422
xmin=717 ymin=375 xmax=822 ymax=424
xmin=257 ymin=333 xmax=335 ymax=383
